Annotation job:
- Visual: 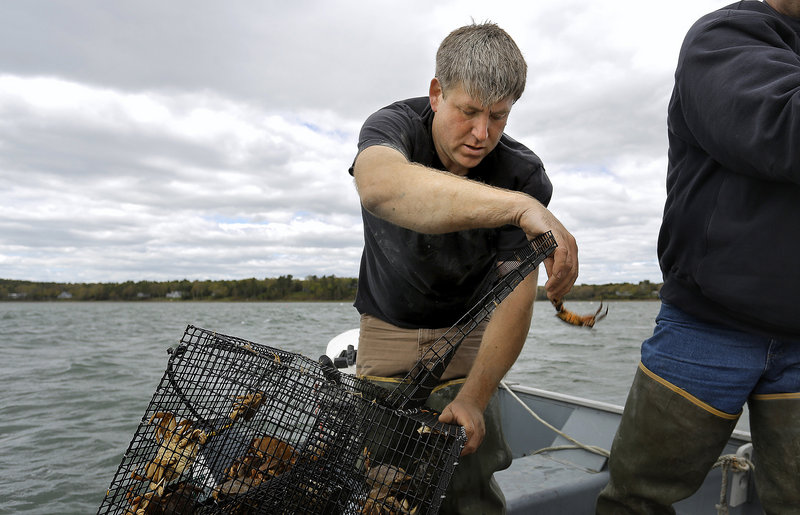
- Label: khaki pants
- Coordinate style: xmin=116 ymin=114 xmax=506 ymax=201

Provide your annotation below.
xmin=355 ymin=313 xmax=486 ymax=381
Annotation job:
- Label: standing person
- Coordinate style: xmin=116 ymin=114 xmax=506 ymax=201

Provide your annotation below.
xmin=597 ymin=1 xmax=800 ymax=513
xmin=349 ymin=22 xmax=578 ymax=514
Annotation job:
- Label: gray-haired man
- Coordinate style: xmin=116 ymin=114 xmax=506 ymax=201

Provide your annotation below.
xmin=349 ymin=22 xmax=578 ymax=513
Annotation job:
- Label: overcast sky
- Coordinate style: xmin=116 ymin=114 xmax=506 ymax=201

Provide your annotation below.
xmin=0 ymin=0 xmax=731 ymax=285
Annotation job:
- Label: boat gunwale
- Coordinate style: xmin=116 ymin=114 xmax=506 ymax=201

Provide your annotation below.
xmin=500 ymin=382 xmax=752 ymax=443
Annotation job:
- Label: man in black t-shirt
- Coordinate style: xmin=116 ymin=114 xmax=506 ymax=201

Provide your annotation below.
xmin=349 ymin=22 xmax=579 ymax=514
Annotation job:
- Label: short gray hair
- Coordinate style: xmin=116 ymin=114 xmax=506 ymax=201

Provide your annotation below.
xmin=435 ymin=22 xmax=527 ymax=105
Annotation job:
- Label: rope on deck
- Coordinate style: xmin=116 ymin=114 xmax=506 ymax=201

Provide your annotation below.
xmin=712 ymin=454 xmax=754 ymax=515
xmin=499 ymin=380 xmax=610 ymax=458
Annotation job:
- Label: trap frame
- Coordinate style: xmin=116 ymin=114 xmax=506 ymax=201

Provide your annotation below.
xmin=98 ymin=231 xmax=556 ymax=515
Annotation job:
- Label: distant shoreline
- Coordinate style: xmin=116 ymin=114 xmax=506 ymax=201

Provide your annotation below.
xmin=1 ymin=277 xmax=661 ymax=302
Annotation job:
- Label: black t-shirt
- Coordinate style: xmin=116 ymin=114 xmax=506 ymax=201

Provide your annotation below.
xmin=349 ymin=97 xmax=553 ymax=328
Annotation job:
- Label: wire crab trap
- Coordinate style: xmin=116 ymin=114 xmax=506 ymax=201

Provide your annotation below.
xmin=98 ymin=231 xmax=556 ymax=515
xmin=97 ymin=329 xmax=462 ymax=515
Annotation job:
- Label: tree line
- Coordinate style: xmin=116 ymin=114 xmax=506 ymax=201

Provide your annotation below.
xmin=1 ymin=277 xmax=660 ymax=302
xmin=0 ymin=275 xmax=357 ymax=302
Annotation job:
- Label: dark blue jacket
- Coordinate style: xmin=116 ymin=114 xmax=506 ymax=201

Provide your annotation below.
xmin=659 ymin=1 xmax=800 ymax=337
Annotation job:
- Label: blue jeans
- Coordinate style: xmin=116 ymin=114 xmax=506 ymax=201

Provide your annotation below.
xmin=641 ymin=303 xmax=800 ymax=415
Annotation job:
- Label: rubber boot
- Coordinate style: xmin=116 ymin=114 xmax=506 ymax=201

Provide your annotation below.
xmin=596 ymin=364 xmax=740 ymax=515
xmin=748 ymin=395 xmax=800 ymax=515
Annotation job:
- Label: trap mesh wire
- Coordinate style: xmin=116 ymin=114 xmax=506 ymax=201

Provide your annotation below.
xmin=98 ymin=231 xmax=556 ymax=515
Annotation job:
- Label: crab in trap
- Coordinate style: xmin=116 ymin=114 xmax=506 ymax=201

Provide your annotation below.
xmin=125 ymin=412 xmax=209 ymax=514
xmin=211 ymin=434 xmax=299 ymax=499
xmin=357 ymin=445 xmax=424 ymax=515
xmin=229 ymin=392 xmax=265 ymax=422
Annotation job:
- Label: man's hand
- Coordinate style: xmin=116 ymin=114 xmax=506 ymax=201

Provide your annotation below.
xmin=438 ymin=397 xmax=486 ymax=455
xmin=542 ymin=230 xmax=578 ymax=301
xmin=516 ymin=202 xmax=578 ymax=301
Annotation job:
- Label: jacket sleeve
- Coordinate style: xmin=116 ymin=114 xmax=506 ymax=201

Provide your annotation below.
xmin=674 ymin=10 xmax=800 ymax=185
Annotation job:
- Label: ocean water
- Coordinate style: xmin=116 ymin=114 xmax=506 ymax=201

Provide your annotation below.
xmin=1 ymin=300 xmax=659 ymax=514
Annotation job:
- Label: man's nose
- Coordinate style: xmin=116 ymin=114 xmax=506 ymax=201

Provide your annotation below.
xmin=471 ymin=114 xmax=489 ymax=141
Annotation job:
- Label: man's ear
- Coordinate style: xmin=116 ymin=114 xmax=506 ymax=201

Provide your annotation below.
xmin=429 ymin=78 xmax=443 ymax=112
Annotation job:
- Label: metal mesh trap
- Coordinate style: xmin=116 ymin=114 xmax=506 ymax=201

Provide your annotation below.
xmin=97 ymin=328 xmax=463 ymax=514
xmin=98 ymin=231 xmax=556 ymax=515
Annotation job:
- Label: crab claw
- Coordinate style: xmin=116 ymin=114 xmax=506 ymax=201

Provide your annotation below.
xmin=592 ymin=303 xmax=609 ymax=325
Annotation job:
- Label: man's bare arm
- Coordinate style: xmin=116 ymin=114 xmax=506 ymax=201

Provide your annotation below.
xmin=352 ymin=145 xmax=578 ymax=299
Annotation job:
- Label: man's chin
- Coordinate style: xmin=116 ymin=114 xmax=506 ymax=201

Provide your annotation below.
xmin=457 ymin=155 xmax=485 ymax=170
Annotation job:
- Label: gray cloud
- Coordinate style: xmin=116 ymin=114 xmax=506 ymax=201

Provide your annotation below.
xmin=0 ymin=0 xmax=725 ymax=284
